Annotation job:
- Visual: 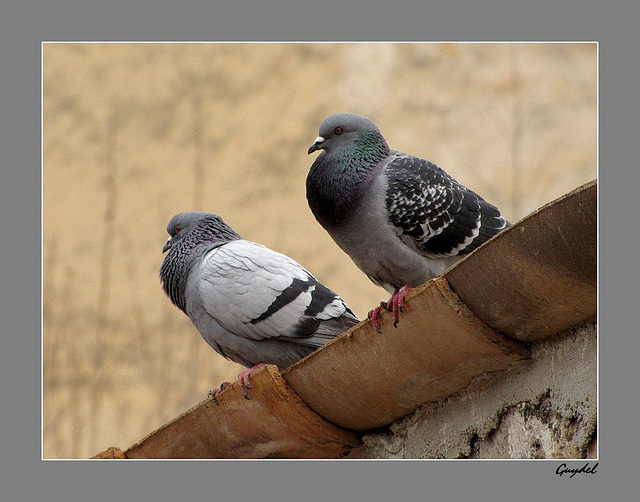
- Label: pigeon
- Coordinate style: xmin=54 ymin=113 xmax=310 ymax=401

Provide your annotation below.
xmin=306 ymin=113 xmax=509 ymax=331
xmin=160 ymin=211 xmax=359 ymax=398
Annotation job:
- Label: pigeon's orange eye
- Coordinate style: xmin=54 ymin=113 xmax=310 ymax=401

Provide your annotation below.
xmin=334 ymin=127 xmax=343 ymax=135
xmin=175 ymin=225 xmax=182 ymax=233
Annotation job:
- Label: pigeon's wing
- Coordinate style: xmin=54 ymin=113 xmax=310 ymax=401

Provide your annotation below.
xmin=385 ymin=153 xmax=509 ymax=258
xmin=195 ymin=240 xmax=357 ymax=348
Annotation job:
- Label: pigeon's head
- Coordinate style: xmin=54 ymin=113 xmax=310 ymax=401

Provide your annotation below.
xmin=163 ymin=212 xmax=209 ymax=253
xmin=308 ymin=113 xmax=385 ymax=155
xmin=162 ymin=211 xmax=240 ymax=253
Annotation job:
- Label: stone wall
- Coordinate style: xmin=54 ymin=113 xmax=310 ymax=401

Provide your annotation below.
xmin=346 ymin=320 xmax=597 ymax=459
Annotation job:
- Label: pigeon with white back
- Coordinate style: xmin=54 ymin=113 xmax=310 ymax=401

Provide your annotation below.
xmin=306 ymin=113 xmax=509 ymax=331
xmin=160 ymin=211 xmax=359 ymax=398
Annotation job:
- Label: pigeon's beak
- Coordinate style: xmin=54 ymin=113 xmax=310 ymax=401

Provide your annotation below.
xmin=307 ymin=136 xmax=325 ymax=155
xmin=162 ymin=237 xmax=173 ymax=253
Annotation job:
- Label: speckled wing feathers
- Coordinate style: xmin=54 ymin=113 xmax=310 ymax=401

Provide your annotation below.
xmin=385 ymin=153 xmax=506 ymax=258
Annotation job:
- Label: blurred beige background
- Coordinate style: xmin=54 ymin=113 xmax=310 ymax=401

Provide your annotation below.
xmin=43 ymin=43 xmax=596 ymax=458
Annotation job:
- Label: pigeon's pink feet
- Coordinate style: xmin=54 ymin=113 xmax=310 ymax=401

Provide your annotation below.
xmin=237 ymin=363 xmax=267 ymax=399
xmin=390 ymin=285 xmax=412 ymax=328
xmin=208 ymin=381 xmax=232 ymax=404
xmin=368 ymin=302 xmax=388 ymax=334
xmin=367 ymin=285 xmax=413 ymax=333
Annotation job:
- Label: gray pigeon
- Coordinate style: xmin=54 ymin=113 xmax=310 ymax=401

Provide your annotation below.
xmin=160 ymin=211 xmax=359 ymax=396
xmin=306 ymin=113 xmax=509 ymax=330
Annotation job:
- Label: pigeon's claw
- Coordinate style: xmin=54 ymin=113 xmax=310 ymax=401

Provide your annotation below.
xmin=368 ymin=301 xmax=389 ymax=334
xmin=237 ymin=363 xmax=267 ymax=399
xmin=368 ymin=286 xmax=413 ymax=332
xmin=208 ymin=381 xmax=231 ymax=404
xmin=390 ymin=285 xmax=412 ymax=327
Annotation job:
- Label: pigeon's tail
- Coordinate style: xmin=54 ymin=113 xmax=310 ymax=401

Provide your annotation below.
xmin=291 ymin=312 xmax=359 ymax=348
xmin=327 ymin=310 xmax=359 ymax=332
xmin=281 ymin=277 xmax=360 ymax=343
xmin=477 ymin=199 xmax=510 ymax=242
xmin=314 ymin=314 xmax=359 ymax=339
